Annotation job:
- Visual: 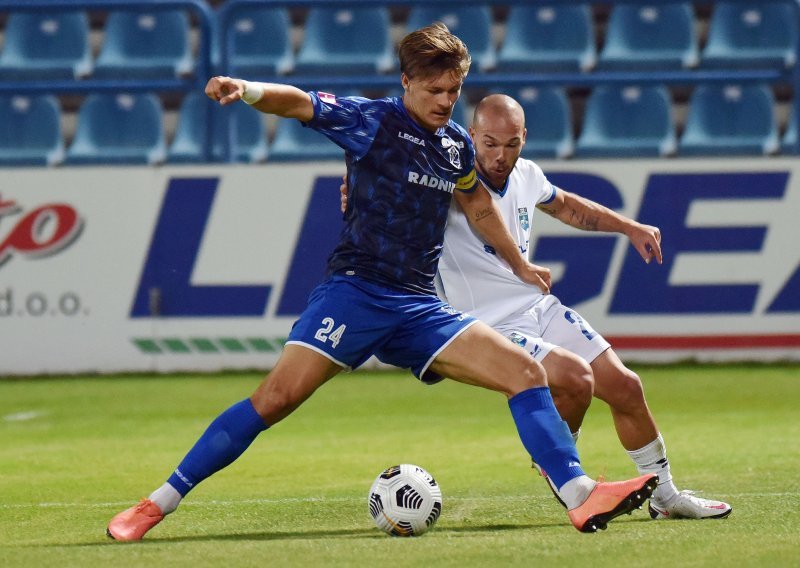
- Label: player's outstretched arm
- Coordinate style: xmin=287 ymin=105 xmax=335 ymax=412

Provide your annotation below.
xmin=204 ymin=76 xmax=314 ymax=122
xmin=538 ymin=188 xmax=662 ymax=265
xmin=455 ymin=184 xmax=551 ymax=293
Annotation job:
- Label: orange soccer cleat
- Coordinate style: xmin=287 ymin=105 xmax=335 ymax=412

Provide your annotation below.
xmin=568 ymin=474 xmax=658 ymax=533
xmin=106 ymin=499 xmax=164 ymax=541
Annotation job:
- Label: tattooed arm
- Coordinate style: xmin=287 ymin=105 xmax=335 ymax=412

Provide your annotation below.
xmin=538 ymin=187 xmax=663 ymax=264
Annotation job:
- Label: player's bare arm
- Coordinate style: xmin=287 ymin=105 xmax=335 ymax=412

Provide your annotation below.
xmin=454 ymin=183 xmax=551 ymax=293
xmin=538 ymin=188 xmax=662 ymax=265
xmin=204 ymin=76 xmax=314 ymax=122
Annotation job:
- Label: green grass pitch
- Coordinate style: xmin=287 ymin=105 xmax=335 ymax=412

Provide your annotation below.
xmin=1 ymin=364 xmax=798 ymax=566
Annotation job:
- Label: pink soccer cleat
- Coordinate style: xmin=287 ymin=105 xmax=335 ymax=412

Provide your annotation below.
xmin=568 ymin=474 xmax=658 ymax=533
xmin=106 ymin=499 xmax=164 ymax=541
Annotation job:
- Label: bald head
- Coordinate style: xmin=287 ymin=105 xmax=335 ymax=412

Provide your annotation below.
xmin=472 ymin=94 xmax=525 ymax=131
xmin=469 ymin=94 xmax=527 ymax=188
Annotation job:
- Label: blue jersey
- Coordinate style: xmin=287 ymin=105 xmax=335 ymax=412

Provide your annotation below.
xmin=305 ymin=92 xmax=479 ymax=295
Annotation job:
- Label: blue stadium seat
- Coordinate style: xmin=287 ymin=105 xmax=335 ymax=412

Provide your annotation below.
xmin=169 ymin=92 xmax=268 ymax=163
xmin=0 ymin=95 xmax=64 ymax=166
xmin=406 ymin=5 xmax=495 ymax=71
xmin=576 ymin=86 xmax=676 ymax=157
xmin=679 ymin=84 xmax=779 ymax=156
xmin=269 ymin=119 xmax=345 ymax=162
xmin=702 ymin=2 xmax=798 ymax=69
xmin=512 ymin=87 xmax=573 ymax=159
xmin=598 ymin=3 xmax=698 ymax=70
xmin=66 ymin=94 xmax=166 ymax=165
xmin=94 ymin=10 xmax=193 ymax=79
xmin=782 ymin=110 xmax=798 ymax=153
xmin=225 ymin=7 xmax=293 ymax=77
xmin=497 ymin=5 xmax=596 ymax=72
xmin=294 ymin=7 xmax=393 ymax=75
xmin=0 ymin=11 xmax=91 ymax=80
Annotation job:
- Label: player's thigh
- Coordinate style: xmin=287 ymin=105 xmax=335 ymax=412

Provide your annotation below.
xmin=429 ymin=321 xmax=546 ymax=397
xmin=251 ymin=343 xmax=344 ymax=425
xmin=590 ymin=348 xmax=644 ymax=408
xmin=540 ymin=346 xmax=594 ymax=398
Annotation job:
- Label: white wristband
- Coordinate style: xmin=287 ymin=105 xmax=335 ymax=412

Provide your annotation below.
xmin=242 ymin=81 xmax=264 ymax=105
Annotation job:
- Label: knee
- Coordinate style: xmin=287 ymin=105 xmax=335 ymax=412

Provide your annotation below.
xmin=564 ymin=358 xmax=594 ymax=406
xmin=609 ymin=368 xmax=646 ymax=410
xmin=513 ymin=358 xmax=548 ymax=395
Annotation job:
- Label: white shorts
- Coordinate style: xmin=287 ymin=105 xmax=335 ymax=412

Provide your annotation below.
xmin=494 ymin=295 xmax=610 ymax=364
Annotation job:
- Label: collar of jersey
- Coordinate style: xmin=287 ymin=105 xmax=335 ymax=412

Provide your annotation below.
xmin=476 ymin=170 xmax=510 ymax=197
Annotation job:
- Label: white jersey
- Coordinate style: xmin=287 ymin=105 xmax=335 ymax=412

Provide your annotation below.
xmin=437 ymin=158 xmax=556 ymax=327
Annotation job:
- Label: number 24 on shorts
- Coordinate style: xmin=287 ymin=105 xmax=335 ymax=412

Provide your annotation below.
xmin=314 ymin=317 xmax=347 ymax=348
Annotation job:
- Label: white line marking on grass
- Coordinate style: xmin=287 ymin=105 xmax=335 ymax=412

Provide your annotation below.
xmin=2 ymin=410 xmax=46 ymax=422
xmin=0 ymin=492 xmax=794 ymax=510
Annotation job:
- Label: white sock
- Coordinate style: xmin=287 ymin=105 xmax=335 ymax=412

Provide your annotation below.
xmin=148 ymin=483 xmax=183 ymax=515
xmin=627 ymin=433 xmax=679 ymax=504
xmin=559 ymin=475 xmax=597 ymax=510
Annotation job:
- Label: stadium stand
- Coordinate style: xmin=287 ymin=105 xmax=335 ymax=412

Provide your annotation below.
xmin=783 ymin=109 xmax=798 ymax=152
xmin=94 ymin=10 xmax=194 ymax=79
xmin=0 ymin=0 xmax=798 ymax=164
xmin=406 ymin=4 xmax=495 ymax=72
xmin=576 ymin=85 xmax=676 ymax=158
xmin=0 ymin=95 xmax=64 ymax=166
xmin=512 ymin=86 xmax=574 ymax=160
xmin=169 ymin=92 xmax=268 ymax=163
xmin=702 ymin=2 xmax=798 ymax=69
xmin=293 ymin=7 xmax=394 ymax=76
xmin=66 ymin=93 xmax=166 ymax=165
xmin=223 ymin=6 xmax=294 ymax=78
xmin=679 ymin=84 xmax=779 ymax=156
xmin=0 ymin=10 xmax=92 ymax=80
xmin=598 ymin=3 xmax=699 ymax=70
xmin=269 ymin=118 xmax=344 ymax=162
xmin=496 ymin=5 xmax=596 ymax=73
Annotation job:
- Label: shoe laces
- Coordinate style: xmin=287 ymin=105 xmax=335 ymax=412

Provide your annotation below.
xmin=134 ymin=499 xmax=152 ymax=513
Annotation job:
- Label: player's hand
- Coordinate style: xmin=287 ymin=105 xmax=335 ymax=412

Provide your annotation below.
xmin=514 ymin=262 xmax=551 ymax=294
xmin=628 ymin=223 xmax=663 ymax=265
xmin=340 ymin=174 xmax=348 ymax=213
xmin=205 ymin=76 xmax=246 ymax=106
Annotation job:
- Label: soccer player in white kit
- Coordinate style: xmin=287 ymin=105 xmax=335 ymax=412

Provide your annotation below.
xmin=437 ymin=94 xmax=732 ymax=520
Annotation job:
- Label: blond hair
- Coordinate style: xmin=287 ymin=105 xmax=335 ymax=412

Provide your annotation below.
xmin=398 ymin=23 xmax=471 ymax=81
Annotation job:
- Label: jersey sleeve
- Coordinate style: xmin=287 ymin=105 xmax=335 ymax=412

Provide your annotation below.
xmin=304 ymin=92 xmax=384 ymax=160
xmin=454 ymin=132 xmax=479 ymax=194
xmin=519 ymin=159 xmax=557 ymax=205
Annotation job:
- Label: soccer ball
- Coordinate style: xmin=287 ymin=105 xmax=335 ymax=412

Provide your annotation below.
xmin=368 ymin=464 xmax=442 ymax=537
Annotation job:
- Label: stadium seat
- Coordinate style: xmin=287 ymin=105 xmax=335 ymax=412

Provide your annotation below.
xmin=0 ymin=95 xmax=64 ymax=166
xmin=94 ymin=10 xmax=193 ymax=79
xmin=576 ymin=85 xmax=676 ymax=158
xmin=294 ymin=7 xmax=394 ymax=75
xmin=702 ymin=2 xmax=798 ymax=69
xmin=66 ymin=94 xmax=166 ymax=165
xmin=225 ymin=7 xmax=293 ymax=77
xmin=497 ymin=5 xmax=596 ymax=72
xmin=269 ymin=119 xmax=345 ymax=162
xmin=511 ymin=86 xmax=573 ymax=160
xmin=0 ymin=11 xmax=91 ymax=80
xmin=679 ymin=84 xmax=779 ymax=156
xmin=598 ymin=3 xmax=699 ymax=70
xmin=406 ymin=5 xmax=495 ymax=71
xmin=168 ymin=92 xmax=268 ymax=163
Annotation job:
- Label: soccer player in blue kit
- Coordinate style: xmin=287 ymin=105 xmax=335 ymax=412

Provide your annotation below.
xmin=107 ymin=24 xmax=656 ymax=540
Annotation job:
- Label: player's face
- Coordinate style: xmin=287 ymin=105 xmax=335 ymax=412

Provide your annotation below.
xmin=401 ymin=71 xmax=462 ymax=131
xmin=470 ymin=115 xmax=526 ymax=188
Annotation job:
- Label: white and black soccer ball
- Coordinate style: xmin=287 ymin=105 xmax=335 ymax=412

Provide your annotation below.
xmin=368 ymin=464 xmax=442 ymax=537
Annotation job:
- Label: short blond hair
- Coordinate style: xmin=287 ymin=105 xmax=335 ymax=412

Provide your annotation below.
xmin=398 ymin=23 xmax=471 ymax=81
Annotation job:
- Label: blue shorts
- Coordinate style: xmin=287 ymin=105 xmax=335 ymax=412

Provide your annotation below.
xmin=286 ymin=274 xmax=478 ymax=384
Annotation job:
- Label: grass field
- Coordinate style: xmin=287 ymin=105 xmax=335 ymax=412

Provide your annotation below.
xmin=1 ymin=364 xmax=799 ymax=567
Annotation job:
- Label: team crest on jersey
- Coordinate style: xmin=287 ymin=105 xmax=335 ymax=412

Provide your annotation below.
xmin=518 ymin=207 xmax=530 ymax=231
xmin=508 ymin=332 xmax=528 ymax=348
xmin=447 ymin=146 xmax=461 ymax=169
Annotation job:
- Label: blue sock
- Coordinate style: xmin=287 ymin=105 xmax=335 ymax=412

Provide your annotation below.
xmin=167 ymin=398 xmax=268 ymax=496
xmin=508 ymin=387 xmax=585 ymax=490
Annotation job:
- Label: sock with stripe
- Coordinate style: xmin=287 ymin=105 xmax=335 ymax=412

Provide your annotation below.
xmin=627 ymin=433 xmax=679 ymax=504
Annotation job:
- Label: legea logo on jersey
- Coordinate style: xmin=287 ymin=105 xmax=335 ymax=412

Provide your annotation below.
xmin=0 ymin=193 xmax=83 ymax=269
xmin=398 ymin=131 xmax=425 ymax=146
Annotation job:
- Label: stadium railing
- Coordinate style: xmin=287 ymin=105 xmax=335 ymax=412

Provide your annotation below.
xmin=0 ymin=0 xmax=798 ymax=163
